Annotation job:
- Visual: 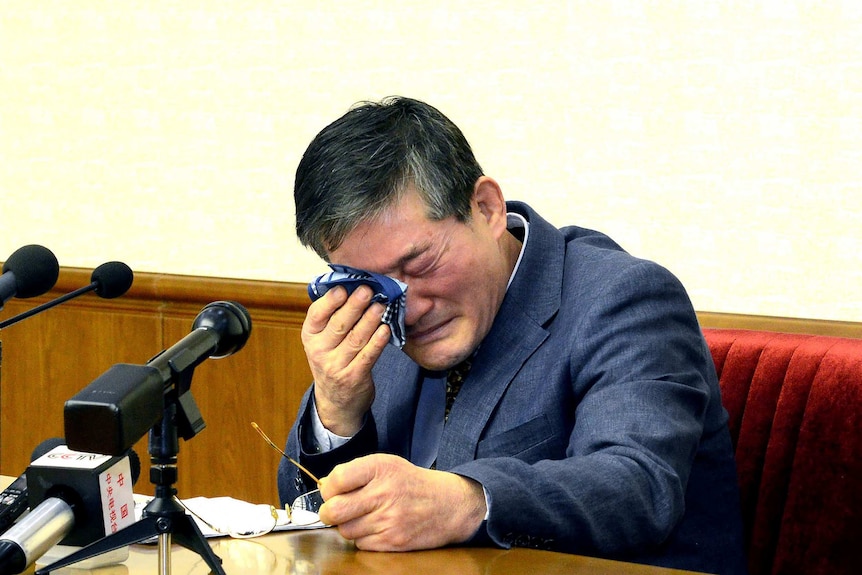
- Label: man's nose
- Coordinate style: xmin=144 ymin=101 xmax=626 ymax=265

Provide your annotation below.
xmin=403 ymin=283 xmax=432 ymax=327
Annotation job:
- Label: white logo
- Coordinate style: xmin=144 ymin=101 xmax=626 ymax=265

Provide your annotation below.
xmin=31 ymin=445 xmax=112 ymax=470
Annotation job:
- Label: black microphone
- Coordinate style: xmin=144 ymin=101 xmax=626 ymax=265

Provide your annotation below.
xmin=64 ymin=300 xmax=252 ymax=455
xmin=0 ymin=261 xmax=133 ymax=330
xmin=0 ymin=246 xmax=59 ymax=311
xmin=150 ymin=299 xmax=252 ymax=367
xmin=0 ymin=439 xmax=66 ymax=535
xmin=0 ymin=445 xmax=141 ymax=575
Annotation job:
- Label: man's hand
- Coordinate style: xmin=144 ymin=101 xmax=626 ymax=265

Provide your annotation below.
xmin=317 ymin=454 xmax=487 ymax=551
xmin=302 ymin=285 xmax=391 ymax=436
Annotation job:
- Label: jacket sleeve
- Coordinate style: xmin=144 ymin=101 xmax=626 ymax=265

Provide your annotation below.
xmin=277 ymin=386 xmax=378 ymax=507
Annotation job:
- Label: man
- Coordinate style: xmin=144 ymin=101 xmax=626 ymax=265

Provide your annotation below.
xmin=278 ymin=97 xmax=747 ymax=574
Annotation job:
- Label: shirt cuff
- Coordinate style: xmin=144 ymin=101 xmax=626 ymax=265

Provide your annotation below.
xmin=311 ymin=393 xmax=489 ymax=519
xmin=309 ymin=394 xmax=353 ymax=452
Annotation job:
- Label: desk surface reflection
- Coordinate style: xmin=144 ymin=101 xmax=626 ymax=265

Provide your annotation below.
xmin=32 ymin=527 xmax=702 ymax=575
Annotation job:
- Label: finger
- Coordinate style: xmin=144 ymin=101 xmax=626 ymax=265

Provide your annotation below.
xmin=321 ymin=453 xmax=401 ymax=501
xmin=326 ymin=287 xmax=374 ymax=336
xmin=319 ymin=460 xmax=371 ymax=500
xmin=340 ymin=320 xmax=390 ymax=375
xmin=303 ymin=289 xmax=379 ymax=377
xmin=309 ymin=287 xmax=378 ymax=348
xmin=336 ymin=301 xmax=386 ymax=353
xmin=303 ymin=284 xmax=373 ymax=338
xmin=303 ymin=286 xmax=349 ymax=336
xmin=310 ymin=305 xmax=387 ymax=389
xmin=318 ymin=469 xmax=384 ymax=526
xmin=351 ymin=531 xmax=404 ymax=552
xmin=335 ymin=515 xmax=390 ymax=548
xmin=318 ymin=488 xmax=381 ymax=528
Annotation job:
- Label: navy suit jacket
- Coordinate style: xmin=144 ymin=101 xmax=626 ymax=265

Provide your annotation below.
xmin=279 ymin=202 xmax=747 ymax=574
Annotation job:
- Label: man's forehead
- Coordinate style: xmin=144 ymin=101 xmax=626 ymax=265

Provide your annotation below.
xmin=330 ymin=190 xmax=460 ymax=269
xmin=331 ymin=217 xmax=447 ymax=272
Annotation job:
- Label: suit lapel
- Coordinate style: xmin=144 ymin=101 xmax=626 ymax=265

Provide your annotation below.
xmin=436 ymin=202 xmax=565 ymax=469
xmin=371 ymin=348 xmax=422 ymax=455
xmin=436 ymin=307 xmax=549 ymax=468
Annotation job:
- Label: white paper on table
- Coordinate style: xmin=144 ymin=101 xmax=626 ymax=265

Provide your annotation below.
xmin=133 ymin=493 xmax=324 ymax=540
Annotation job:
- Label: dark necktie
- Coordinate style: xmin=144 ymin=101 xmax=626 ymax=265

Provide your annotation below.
xmin=429 ymin=359 xmax=473 ymax=470
xmin=444 ymin=358 xmax=473 ymax=422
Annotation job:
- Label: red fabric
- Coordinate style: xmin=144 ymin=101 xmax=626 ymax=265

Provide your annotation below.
xmin=703 ymin=329 xmax=862 ymax=575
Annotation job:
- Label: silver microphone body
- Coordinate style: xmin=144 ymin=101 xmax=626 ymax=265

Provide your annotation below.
xmin=0 ymin=498 xmax=74 ymax=574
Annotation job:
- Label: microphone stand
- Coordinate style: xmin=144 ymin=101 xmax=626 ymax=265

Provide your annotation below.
xmin=36 ymin=366 xmax=225 ymax=575
xmin=0 ymin=284 xmax=96 ymax=330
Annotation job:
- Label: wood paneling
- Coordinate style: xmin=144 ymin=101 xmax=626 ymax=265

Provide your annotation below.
xmin=0 ymin=301 xmax=162 ymax=470
xmin=0 ymin=268 xmax=312 ymax=506
xmin=2 ymin=267 xmax=859 ymax=508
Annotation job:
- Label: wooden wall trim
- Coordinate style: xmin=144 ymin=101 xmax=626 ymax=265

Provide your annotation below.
xmin=54 ymin=268 xmax=862 ymax=339
xmin=55 ymin=267 xmax=309 ymax=310
xmin=697 ymin=311 xmax=862 ymax=339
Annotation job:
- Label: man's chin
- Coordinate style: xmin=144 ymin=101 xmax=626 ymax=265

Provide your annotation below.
xmin=404 ymin=348 xmax=445 ymax=372
xmin=403 ymin=342 xmax=468 ymax=372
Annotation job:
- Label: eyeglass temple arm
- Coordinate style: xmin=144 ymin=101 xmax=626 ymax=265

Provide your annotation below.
xmin=251 ymin=422 xmax=321 ymax=485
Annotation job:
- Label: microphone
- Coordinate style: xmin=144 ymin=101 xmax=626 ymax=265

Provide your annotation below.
xmin=0 ymin=439 xmax=66 ymax=534
xmin=0 ymin=245 xmax=59 ymax=311
xmin=0 ymin=261 xmax=133 ymax=330
xmin=0 ymin=445 xmax=141 ymax=575
xmin=64 ymin=300 xmax=252 ymax=455
xmin=149 ymin=299 xmax=252 ymax=367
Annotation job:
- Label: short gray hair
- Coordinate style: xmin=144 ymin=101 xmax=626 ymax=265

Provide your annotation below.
xmin=294 ymin=97 xmax=484 ymax=259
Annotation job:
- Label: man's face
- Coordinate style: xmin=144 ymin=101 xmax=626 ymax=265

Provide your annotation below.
xmin=328 ymin=183 xmax=512 ymax=371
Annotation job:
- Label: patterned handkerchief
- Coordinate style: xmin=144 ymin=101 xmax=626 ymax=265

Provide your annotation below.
xmin=308 ymin=264 xmax=408 ymax=349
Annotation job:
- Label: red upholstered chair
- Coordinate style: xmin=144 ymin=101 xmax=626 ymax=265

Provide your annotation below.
xmin=703 ymin=329 xmax=862 ymax=575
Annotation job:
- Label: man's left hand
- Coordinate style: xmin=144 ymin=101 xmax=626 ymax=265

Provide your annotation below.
xmin=317 ymin=453 xmax=487 ymax=551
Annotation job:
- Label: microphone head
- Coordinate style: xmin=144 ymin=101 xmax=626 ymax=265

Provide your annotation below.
xmin=31 ymin=437 xmax=66 ymax=461
xmin=126 ymin=448 xmax=142 ymax=485
xmin=90 ymin=261 xmax=134 ymax=299
xmin=192 ymin=300 xmax=252 ymax=359
xmin=2 ymin=244 xmax=59 ymax=298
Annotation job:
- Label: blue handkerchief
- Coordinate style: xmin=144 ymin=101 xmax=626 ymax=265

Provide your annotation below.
xmin=308 ymin=264 xmax=408 ymax=349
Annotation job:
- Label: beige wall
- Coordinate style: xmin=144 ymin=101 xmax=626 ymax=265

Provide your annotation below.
xmin=2 ymin=1 xmax=860 ymax=322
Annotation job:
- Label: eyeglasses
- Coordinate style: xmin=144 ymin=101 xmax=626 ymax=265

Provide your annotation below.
xmin=251 ymin=422 xmax=326 ymax=524
xmin=184 ymin=493 xmax=323 ymax=539
xmin=175 ymin=493 xmax=323 ymax=540
xmin=179 ymin=499 xmax=283 ymax=539
xmin=251 ymin=422 xmax=321 ymax=485
xmin=170 ymin=423 xmax=324 ymax=539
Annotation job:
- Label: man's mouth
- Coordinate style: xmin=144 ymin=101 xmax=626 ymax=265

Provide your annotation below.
xmin=407 ymin=318 xmax=452 ymax=344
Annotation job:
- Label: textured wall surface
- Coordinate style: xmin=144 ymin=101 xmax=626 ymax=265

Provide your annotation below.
xmin=2 ymin=1 xmax=860 ymax=321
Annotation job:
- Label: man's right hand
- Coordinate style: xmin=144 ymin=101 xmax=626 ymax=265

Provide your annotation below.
xmin=301 ymin=284 xmax=392 ymax=436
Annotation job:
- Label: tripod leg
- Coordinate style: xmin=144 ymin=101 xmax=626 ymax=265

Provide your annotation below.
xmin=168 ymin=513 xmax=226 ymax=575
xmin=35 ymin=515 xmax=160 ymax=574
xmin=36 ymin=510 xmax=227 ymax=575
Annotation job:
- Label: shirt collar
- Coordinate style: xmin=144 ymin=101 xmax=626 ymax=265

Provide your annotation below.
xmin=506 ymin=211 xmax=529 ymax=290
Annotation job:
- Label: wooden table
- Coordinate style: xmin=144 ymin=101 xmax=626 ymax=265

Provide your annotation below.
xmin=33 ymin=528 xmax=703 ymax=575
xmin=1 ymin=476 xmax=702 ymax=574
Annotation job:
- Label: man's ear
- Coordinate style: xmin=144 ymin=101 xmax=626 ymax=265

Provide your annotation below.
xmin=472 ymin=176 xmax=508 ymax=238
